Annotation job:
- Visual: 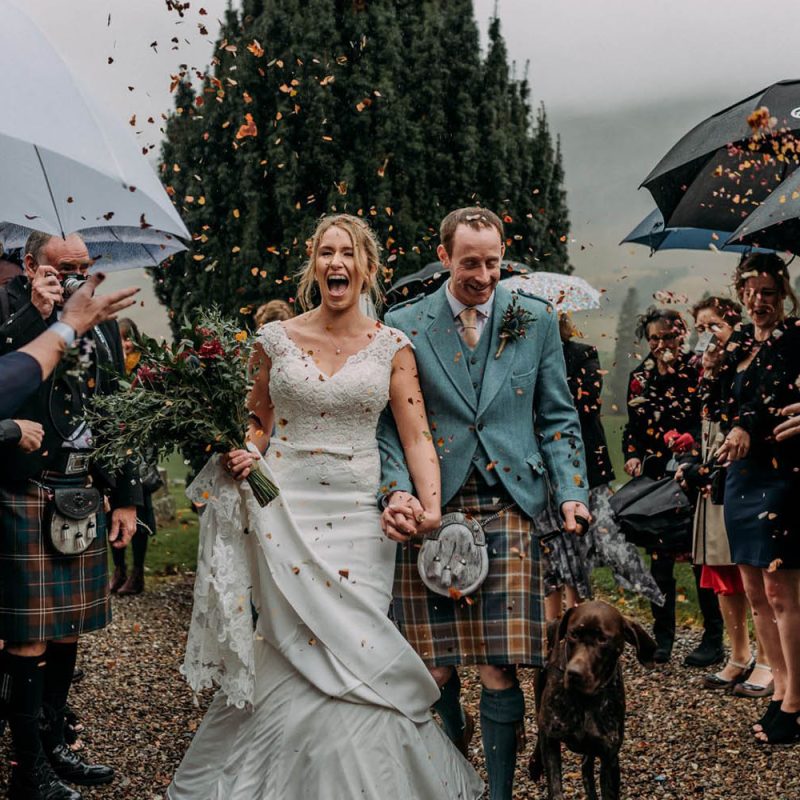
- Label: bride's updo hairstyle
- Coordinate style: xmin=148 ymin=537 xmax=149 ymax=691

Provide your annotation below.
xmin=297 ymin=214 xmax=384 ymax=311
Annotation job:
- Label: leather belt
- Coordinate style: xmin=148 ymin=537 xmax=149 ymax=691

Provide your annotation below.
xmin=47 ymin=450 xmax=92 ymax=477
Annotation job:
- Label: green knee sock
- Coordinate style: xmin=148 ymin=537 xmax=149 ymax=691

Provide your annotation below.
xmin=433 ymin=669 xmax=465 ymax=743
xmin=480 ymin=684 xmax=525 ymax=800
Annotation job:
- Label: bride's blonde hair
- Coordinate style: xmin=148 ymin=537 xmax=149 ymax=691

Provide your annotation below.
xmin=296 ymin=214 xmax=384 ymax=311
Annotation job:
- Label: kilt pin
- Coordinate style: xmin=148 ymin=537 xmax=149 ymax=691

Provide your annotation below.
xmin=380 ymin=282 xmax=588 ymax=800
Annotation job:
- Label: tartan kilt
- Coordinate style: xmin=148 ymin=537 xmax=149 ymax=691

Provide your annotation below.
xmin=392 ymin=473 xmax=545 ymax=668
xmin=0 ymin=480 xmax=111 ymax=642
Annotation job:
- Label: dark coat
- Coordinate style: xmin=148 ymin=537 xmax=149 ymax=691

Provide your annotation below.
xmin=708 ymin=318 xmax=800 ymax=472
xmin=0 ymin=275 xmax=141 ymax=507
xmin=622 ymin=353 xmax=701 ymax=479
xmin=562 ymin=341 xmax=615 ymax=488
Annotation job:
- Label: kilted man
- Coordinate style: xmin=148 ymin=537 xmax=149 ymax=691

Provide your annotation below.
xmin=0 ymin=232 xmax=141 ymax=800
xmin=378 ymin=208 xmax=589 ymax=800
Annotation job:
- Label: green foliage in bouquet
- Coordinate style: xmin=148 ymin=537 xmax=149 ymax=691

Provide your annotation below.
xmin=87 ymin=309 xmax=278 ymax=506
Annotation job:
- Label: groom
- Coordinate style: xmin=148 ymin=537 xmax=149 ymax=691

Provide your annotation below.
xmin=378 ymin=207 xmax=589 ymax=800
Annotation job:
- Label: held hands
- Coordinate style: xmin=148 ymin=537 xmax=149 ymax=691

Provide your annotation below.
xmin=13 ymin=419 xmax=44 ymax=453
xmin=774 ymin=402 xmax=800 ymax=442
xmin=109 ymin=506 xmax=138 ymax=548
xmin=381 ymin=491 xmax=441 ymax=543
xmin=60 ymin=273 xmax=140 ymax=336
xmin=30 ymin=265 xmax=63 ymax=319
xmin=561 ymin=501 xmax=591 ymax=536
xmin=716 ymin=426 xmax=750 ymax=465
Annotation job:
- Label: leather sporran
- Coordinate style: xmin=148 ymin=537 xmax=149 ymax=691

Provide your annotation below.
xmin=48 ymin=487 xmax=102 ymax=555
xmin=417 ymin=512 xmax=490 ymax=597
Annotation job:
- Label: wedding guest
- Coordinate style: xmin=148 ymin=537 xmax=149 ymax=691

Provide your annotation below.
xmin=541 ymin=312 xmax=664 ymax=620
xmin=108 ymin=318 xmax=160 ymax=596
xmin=254 ymin=298 xmax=293 ymax=327
xmin=622 ymin=307 xmax=722 ymax=665
xmin=682 ymin=297 xmax=770 ymax=694
xmin=0 ymin=232 xmax=140 ymax=798
xmin=711 ymin=253 xmax=800 ymax=744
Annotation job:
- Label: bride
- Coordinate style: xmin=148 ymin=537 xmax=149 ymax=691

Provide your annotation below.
xmin=168 ymin=214 xmax=483 ymax=799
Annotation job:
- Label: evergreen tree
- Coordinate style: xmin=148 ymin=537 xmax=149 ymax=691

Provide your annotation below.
xmin=156 ymin=1 xmax=572 ymax=330
xmin=610 ymin=287 xmax=641 ymax=410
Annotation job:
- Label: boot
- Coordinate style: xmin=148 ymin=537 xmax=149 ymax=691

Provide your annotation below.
xmin=109 ymin=566 xmax=127 ymax=594
xmin=117 ymin=566 xmax=144 ymax=596
xmin=9 ymin=753 xmax=82 ymax=800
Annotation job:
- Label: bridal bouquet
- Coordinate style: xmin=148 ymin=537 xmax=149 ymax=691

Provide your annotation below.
xmin=87 ymin=309 xmax=278 ymax=507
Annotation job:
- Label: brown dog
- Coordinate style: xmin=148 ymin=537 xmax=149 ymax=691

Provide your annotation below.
xmin=530 ymin=600 xmax=656 ymax=800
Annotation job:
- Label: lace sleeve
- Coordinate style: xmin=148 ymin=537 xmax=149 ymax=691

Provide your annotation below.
xmin=379 ymin=324 xmax=414 ymax=359
xmin=255 ymin=321 xmax=289 ymax=361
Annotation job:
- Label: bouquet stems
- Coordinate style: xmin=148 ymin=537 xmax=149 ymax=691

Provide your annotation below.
xmin=246 ymin=467 xmax=280 ymax=507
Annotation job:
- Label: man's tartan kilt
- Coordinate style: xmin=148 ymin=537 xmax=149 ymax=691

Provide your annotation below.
xmin=392 ymin=473 xmax=545 ymax=668
xmin=0 ymin=479 xmax=110 ymax=642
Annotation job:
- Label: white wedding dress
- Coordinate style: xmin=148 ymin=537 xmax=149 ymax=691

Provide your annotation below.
xmin=168 ymin=321 xmax=483 ymax=800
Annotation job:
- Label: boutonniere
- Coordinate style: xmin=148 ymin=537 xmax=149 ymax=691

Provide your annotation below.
xmin=494 ymin=296 xmax=535 ymax=359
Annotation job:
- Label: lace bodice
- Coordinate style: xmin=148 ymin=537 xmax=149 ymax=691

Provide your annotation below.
xmin=257 ymin=321 xmax=411 ymax=450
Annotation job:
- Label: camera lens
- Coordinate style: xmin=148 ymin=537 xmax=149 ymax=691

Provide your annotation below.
xmin=61 ymin=274 xmax=87 ymax=298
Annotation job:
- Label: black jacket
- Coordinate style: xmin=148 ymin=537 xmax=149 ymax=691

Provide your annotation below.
xmin=622 ymin=353 xmax=701 ymax=479
xmin=0 ymin=276 xmax=142 ymax=507
xmin=706 ymin=318 xmax=800 ymax=472
xmin=562 ymin=341 xmax=615 ymax=488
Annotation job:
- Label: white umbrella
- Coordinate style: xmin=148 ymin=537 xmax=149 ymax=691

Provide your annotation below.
xmin=501 ymin=272 xmax=602 ymax=313
xmin=0 ymin=1 xmax=189 ymax=268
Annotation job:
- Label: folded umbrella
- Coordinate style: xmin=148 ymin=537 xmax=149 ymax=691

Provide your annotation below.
xmin=641 ymin=80 xmax=800 ymax=233
xmin=0 ymin=1 xmax=189 ymax=267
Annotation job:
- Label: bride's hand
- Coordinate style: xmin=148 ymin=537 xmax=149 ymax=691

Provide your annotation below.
xmin=381 ymin=491 xmax=424 ymax=542
xmin=223 ymin=448 xmax=259 ymax=480
xmin=414 ymin=507 xmax=441 ymax=536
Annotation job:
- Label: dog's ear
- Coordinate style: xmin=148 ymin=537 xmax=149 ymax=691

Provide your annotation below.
xmin=623 ymin=617 xmax=657 ymax=667
xmin=555 ymin=606 xmax=575 ymax=643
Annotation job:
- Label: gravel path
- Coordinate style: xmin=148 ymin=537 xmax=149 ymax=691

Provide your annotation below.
xmin=2 ymin=578 xmax=798 ymax=799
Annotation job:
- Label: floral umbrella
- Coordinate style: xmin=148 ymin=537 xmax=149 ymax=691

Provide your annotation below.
xmin=501 ymin=272 xmax=601 ymax=313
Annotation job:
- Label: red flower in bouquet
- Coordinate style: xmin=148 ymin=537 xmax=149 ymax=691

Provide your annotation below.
xmin=197 ymin=339 xmax=225 ymax=359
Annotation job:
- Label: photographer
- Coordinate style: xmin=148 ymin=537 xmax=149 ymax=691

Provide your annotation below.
xmin=0 ymin=231 xmax=141 ymax=798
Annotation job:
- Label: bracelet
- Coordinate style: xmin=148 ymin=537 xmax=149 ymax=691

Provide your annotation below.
xmin=48 ymin=321 xmax=76 ymax=348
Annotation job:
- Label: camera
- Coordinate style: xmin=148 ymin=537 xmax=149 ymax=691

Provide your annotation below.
xmin=61 ymin=273 xmax=88 ymax=298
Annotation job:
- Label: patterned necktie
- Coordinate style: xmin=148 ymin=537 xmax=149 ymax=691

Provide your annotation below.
xmin=459 ymin=307 xmax=480 ymax=349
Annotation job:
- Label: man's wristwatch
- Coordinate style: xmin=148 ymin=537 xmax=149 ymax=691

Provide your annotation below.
xmin=48 ymin=321 xmax=77 ymax=348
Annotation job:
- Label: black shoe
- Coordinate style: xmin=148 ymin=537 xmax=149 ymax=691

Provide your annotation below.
xmin=9 ymin=755 xmax=83 ymax=800
xmin=48 ymin=743 xmax=114 ymax=786
xmin=683 ymin=640 xmax=725 ymax=668
xmin=653 ymin=646 xmax=672 ymax=664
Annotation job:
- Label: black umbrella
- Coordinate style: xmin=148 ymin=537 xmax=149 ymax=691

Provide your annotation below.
xmin=384 ymin=260 xmax=531 ymax=306
xmin=725 ymin=166 xmax=800 ymax=252
xmin=641 ymin=80 xmax=800 ymax=232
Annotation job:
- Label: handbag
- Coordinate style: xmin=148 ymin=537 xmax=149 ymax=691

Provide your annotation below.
xmin=417 ymin=504 xmax=513 ymax=597
xmin=609 ymin=475 xmax=692 ymax=551
xmin=48 ymin=486 xmax=102 ymax=555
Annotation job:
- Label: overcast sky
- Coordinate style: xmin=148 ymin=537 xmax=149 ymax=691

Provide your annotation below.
xmin=14 ymin=0 xmax=800 ymax=340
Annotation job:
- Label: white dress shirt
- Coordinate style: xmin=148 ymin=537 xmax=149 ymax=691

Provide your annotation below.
xmin=445 ymin=282 xmax=494 ymax=340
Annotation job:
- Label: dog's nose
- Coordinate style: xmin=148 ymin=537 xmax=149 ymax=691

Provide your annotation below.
xmin=565 ymin=664 xmax=585 ymax=688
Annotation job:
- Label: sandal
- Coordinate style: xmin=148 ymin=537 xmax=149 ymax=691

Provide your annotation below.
xmin=753 ymin=700 xmax=782 ymax=734
xmin=702 ymin=658 xmax=754 ymax=691
xmin=755 ymin=708 xmax=800 ymax=745
xmin=733 ymin=663 xmax=774 ymax=698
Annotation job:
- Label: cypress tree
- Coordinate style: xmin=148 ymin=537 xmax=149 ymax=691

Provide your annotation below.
xmin=157 ymin=1 xmax=572 ymax=328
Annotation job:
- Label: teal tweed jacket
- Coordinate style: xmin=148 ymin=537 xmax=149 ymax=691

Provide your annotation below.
xmin=377 ymin=282 xmax=589 ymax=517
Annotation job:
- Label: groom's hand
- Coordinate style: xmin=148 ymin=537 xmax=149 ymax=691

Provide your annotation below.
xmin=561 ymin=501 xmax=591 ymax=536
xmin=382 ymin=491 xmax=424 ymax=542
